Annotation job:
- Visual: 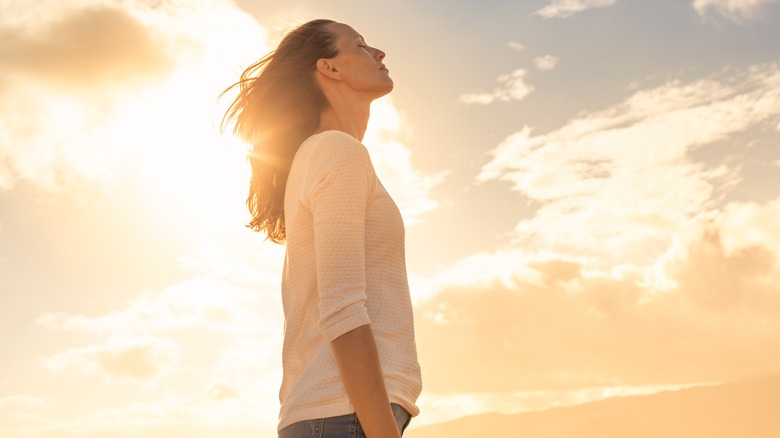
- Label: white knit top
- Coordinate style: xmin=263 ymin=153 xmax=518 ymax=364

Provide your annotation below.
xmin=278 ymin=130 xmax=422 ymax=431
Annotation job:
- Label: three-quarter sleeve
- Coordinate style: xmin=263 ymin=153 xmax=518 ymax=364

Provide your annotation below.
xmin=308 ymin=140 xmax=374 ymax=342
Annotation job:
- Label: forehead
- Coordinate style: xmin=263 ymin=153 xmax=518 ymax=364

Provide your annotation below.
xmin=327 ymin=22 xmax=363 ymax=41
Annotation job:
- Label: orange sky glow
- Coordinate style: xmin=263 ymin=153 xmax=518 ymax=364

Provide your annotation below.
xmin=1 ymin=0 xmax=780 ymax=437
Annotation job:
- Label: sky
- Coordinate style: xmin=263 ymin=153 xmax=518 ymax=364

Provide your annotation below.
xmin=1 ymin=0 xmax=779 ymax=436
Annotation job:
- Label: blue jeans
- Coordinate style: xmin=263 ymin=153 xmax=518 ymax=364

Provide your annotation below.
xmin=278 ymin=403 xmax=412 ymax=438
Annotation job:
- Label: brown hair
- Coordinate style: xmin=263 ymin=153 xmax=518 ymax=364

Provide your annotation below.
xmin=220 ymin=19 xmax=338 ymax=244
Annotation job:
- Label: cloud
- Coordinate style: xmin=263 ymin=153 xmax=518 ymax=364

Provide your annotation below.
xmin=0 ymin=0 xmax=443 ymax=228
xmin=693 ymin=0 xmax=779 ymax=22
xmin=460 ymin=69 xmax=533 ymax=105
xmin=706 ymin=197 xmax=780 ymax=270
xmin=1 ymin=3 xmax=441 ymax=435
xmin=364 ymin=97 xmax=447 ymax=224
xmin=535 ymin=0 xmax=619 ymax=18
xmin=36 ymin=276 xmax=275 ymax=337
xmin=43 ymin=337 xmax=182 ymax=383
xmin=507 ymin=41 xmax=526 ymax=51
xmin=0 ymin=396 xmax=57 ymax=438
xmin=414 ymin=383 xmax=691 ymax=427
xmin=0 ymin=157 xmax=13 ymax=191
xmin=534 ymin=55 xmax=559 ymax=71
xmin=96 ymin=345 xmax=159 ymax=380
xmin=415 ymin=208 xmax=780 ymax=397
xmin=207 ymin=382 xmax=239 ymax=400
xmin=33 ymin=271 xmax=285 ymax=432
xmin=0 ymin=0 xmax=264 ymax=194
xmin=664 ymin=221 xmax=775 ymax=310
xmin=0 ymin=5 xmax=173 ymax=89
xmin=0 ymin=392 xmax=275 ymax=437
xmin=478 ymin=64 xmax=780 ymax=266
xmin=0 ymin=395 xmax=51 ymax=411
xmin=411 ymin=64 xmax=780 ymax=412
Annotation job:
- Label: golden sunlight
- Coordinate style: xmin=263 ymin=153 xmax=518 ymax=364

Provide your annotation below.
xmin=100 ymin=3 xmax=267 ymax=230
xmin=5 ymin=1 xmax=780 ymax=437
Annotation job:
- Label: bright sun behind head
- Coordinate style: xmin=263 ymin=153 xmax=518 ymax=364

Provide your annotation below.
xmin=90 ymin=2 xmax=270 ymax=232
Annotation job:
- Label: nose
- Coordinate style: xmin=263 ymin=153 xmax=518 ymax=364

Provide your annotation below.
xmin=375 ymin=48 xmax=385 ymax=62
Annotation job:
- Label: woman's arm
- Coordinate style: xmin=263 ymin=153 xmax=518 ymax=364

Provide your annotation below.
xmin=310 ymin=137 xmax=399 ymax=436
xmin=331 ymin=324 xmax=401 ymax=438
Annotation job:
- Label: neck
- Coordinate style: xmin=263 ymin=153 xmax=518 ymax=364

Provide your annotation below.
xmin=315 ymin=89 xmax=372 ymax=141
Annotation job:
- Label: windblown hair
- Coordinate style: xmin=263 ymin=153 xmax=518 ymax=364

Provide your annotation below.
xmin=221 ymin=19 xmax=338 ymax=244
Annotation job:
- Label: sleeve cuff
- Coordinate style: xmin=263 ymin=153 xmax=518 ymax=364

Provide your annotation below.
xmin=320 ymin=304 xmax=372 ymax=342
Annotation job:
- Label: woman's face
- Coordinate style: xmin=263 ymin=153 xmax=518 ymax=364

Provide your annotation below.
xmin=324 ymin=22 xmax=393 ymax=97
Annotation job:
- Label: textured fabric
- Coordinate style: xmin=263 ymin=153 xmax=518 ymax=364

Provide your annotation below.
xmin=277 ymin=403 xmax=412 ymax=438
xmin=278 ymin=130 xmax=422 ymax=432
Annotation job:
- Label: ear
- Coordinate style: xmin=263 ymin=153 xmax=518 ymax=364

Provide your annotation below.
xmin=315 ymin=58 xmax=341 ymax=80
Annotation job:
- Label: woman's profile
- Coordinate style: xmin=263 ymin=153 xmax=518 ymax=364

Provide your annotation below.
xmin=221 ymin=19 xmax=422 ymax=438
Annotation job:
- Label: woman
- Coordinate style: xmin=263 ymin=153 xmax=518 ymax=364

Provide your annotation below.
xmin=221 ymin=19 xmax=422 ymax=437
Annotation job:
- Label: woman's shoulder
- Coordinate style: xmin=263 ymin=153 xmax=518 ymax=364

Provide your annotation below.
xmin=304 ymin=130 xmax=371 ymax=166
xmin=306 ymin=130 xmax=365 ymax=150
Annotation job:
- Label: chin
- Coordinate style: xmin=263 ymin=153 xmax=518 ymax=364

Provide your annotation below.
xmin=370 ymin=85 xmax=393 ymax=100
xmin=381 ymin=78 xmax=394 ymax=94
xmin=363 ymin=78 xmax=394 ymax=99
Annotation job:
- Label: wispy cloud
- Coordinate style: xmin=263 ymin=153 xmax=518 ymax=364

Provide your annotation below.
xmin=479 ymin=64 xmax=780 ymax=265
xmin=534 ymin=55 xmax=559 ymax=71
xmin=35 ymin=273 xmax=282 ymax=389
xmin=693 ymin=0 xmax=779 ymax=22
xmin=33 ymin=270 xmax=285 ymax=433
xmin=535 ymin=0 xmax=619 ymax=18
xmin=0 ymin=395 xmax=51 ymax=410
xmin=36 ymin=277 xmax=275 ymax=337
xmin=0 ymin=395 xmax=56 ymax=438
xmin=415 ymin=382 xmax=697 ymax=426
xmin=507 ymin=41 xmax=526 ymax=51
xmin=460 ymin=69 xmax=534 ymax=105
xmin=0 ymin=394 xmax=277 ymax=438
xmin=43 ymin=337 xmax=183 ymax=384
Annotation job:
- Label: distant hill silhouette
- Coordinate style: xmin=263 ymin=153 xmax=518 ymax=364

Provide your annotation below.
xmin=406 ymin=375 xmax=780 ymax=438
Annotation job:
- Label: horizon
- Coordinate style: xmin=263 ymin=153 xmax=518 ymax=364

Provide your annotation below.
xmin=407 ymin=373 xmax=780 ymax=437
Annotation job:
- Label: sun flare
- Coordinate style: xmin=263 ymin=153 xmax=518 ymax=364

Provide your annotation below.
xmin=93 ymin=3 xmax=270 ymax=230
